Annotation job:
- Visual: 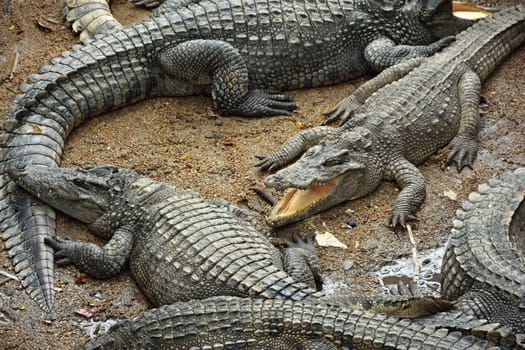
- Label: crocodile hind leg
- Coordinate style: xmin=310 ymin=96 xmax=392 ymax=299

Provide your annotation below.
xmin=157 ymin=40 xmax=297 ymax=117
xmin=63 ymin=0 xmax=123 ymax=43
xmin=446 ymin=68 xmax=481 ymax=171
xmin=325 ymin=57 xmax=426 ymax=124
xmin=45 ymin=225 xmax=134 ymax=279
xmin=282 ymin=233 xmax=323 ymax=291
xmin=211 ymin=200 xmax=322 ymax=290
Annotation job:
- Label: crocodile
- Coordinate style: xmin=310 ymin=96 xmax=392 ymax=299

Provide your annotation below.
xmin=10 ymin=163 xmax=525 ymax=345
xmin=256 ymin=6 xmax=525 ymax=228
xmin=0 ymin=0 xmax=475 ymax=315
xmin=439 ymin=167 xmax=525 ymax=334
xmin=81 ymin=296 xmax=520 ymax=350
xmin=6 ymin=163 xmax=324 ymax=306
xmin=78 ymin=170 xmax=525 ymax=349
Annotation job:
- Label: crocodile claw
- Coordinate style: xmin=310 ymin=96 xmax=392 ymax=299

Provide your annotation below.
xmin=45 ymin=236 xmax=73 ymax=266
xmin=323 ymin=95 xmax=358 ymax=125
xmin=283 ymin=232 xmax=317 ymax=251
xmin=446 ymin=135 xmax=479 ymax=172
xmin=228 ymin=90 xmax=297 ymax=117
xmin=390 ymin=212 xmax=418 ymax=230
xmin=254 ymin=154 xmax=283 ymax=172
xmin=428 ymin=35 xmax=456 ymax=54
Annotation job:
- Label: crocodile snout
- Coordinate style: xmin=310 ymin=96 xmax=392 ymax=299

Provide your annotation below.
xmin=264 ymin=173 xmax=310 ymax=191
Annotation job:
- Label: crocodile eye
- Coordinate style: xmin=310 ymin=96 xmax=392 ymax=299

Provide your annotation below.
xmin=73 ymin=178 xmax=91 ymax=190
xmin=322 ymin=150 xmax=350 ymax=167
xmin=322 ymin=157 xmax=344 ymax=167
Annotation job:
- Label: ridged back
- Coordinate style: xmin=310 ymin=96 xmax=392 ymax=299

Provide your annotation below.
xmin=441 ymin=168 xmax=525 ymax=302
xmin=125 ymin=177 xmax=316 ymax=304
xmin=433 ymin=7 xmax=525 ymax=82
xmin=83 ymin=296 xmax=518 ymax=349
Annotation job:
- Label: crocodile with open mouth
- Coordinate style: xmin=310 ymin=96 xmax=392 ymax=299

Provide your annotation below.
xmin=256 ymin=6 xmax=525 ymax=228
xmin=0 ymin=0 xmax=473 ymax=315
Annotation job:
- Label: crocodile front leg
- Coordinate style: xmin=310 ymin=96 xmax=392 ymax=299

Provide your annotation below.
xmin=387 ymin=158 xmax=426 ymax=228
xmin=364 ymin=36 xmax=456 ymax=72
xmin=282 ymin=233 xmax=322 ymax=291
xmin=45 ymin=225 xmax=134 ymax=279
xmin=446 ymin=68 xmax=481 ymax=171
xmin=325 ymin=57 xmax=426 ymax=124
xmin=255 ymin=126 xmax=333 ymax=171
xmin=158 ymin=40 xmax=297 ymax=117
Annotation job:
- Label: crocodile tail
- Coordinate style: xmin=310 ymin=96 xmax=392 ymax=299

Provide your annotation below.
xmin=451 ymin=7 xmax=525 ymax=81
xmin=248 ymin=268 xmax=318 ymax=300
xmin=82 ymin=297 xmax=522 ymax=349
xmin=0 ymin=18 xmax=169 ymax=314
xmin=441 ymin=168 xmax=525 ymax=302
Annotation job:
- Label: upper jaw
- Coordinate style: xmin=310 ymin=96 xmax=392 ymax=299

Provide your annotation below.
xmin=265 ymin=173 xmax=322 ymax=191
xmin=266 ymin=177 xmax=343 ymax=227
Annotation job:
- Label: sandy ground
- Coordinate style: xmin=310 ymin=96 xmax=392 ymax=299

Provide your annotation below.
xmin=0 ymin=0 xmax=523 ymax=349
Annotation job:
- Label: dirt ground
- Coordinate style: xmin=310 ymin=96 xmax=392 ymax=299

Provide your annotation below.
xmin=0 ymin=0 xmax=523 ymax=349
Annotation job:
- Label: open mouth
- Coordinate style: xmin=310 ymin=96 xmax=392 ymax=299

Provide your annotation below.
xmin=269 ymin=177 xmax=341 ymax=221
xmin=452 ymin=2 xmax=492 ymax=20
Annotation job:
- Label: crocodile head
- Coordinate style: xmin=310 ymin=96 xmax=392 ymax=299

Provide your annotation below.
xmin=6 ymin=163 xmax=135 ymax=225
xmin=264 ymin=128 xmax=382 ymax=227
xmin=419 ymin=0 xmax=483 ymax=38
xmin=372 ymin=0 xmax=478 ymax=44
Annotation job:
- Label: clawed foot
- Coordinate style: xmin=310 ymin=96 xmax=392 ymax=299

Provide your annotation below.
xmin=446 ymin=136 xmax=478 ymax=172
xmin=254 ymin=154 xmax=284 ymax=172
xmin=226 ymin=90 xmax=297 ymax=117
xmin=283 ymin=232 xmax=317 ymax=253
xmin=428 ymin=35 xmax=456 ymax=54
xmin=390 ymin=211 xmax=418 ymax=230
xmin=323 ymin=95 xmax=358 ymax=125
xmin=45 ymin=236 xmax=75 ymax=266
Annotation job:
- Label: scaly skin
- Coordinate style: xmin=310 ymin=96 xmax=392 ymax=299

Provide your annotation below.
xmin=257 ymin=7 xmax=525 ymax=228
xmin=0 ymin=0 xmax=474 ymax=315
xmin=13 ymin=163 xmax=524 ymax=346
xmin=440 ymin=167 xmax=525 ymax=335
xmin=7 ymin=163 xmax=323 ymax=305
xmin=81 ymin=296 xmax=521 ymax=350
xmin=62 ymin=0 xmax=123 ymax=43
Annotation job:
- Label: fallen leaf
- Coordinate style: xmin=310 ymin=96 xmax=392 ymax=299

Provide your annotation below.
xmin=443 ymin=190 xmax=457 ymax=201
xmin=75 ymin=274 xmax=88 ymax=284
xmin=179 ymin=154 xmax=189 ymax=161
xmin=75 ymin=303 xmax=108 ymax=318
xmin=315 ymin=232 xmax=348 ymax=249
xmin=35 ymin=20 xmax=54 ymax=32
xmin=295 ymin=120 xmax=303 ymax=129
xmin=75 ymin=308 xmax=93 ymax=318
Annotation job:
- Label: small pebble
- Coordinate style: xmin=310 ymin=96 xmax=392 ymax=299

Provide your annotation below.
xmin=342 ymin=260 xmax=354 ymax=271
xmin=345 ymin=221 xmax=357 ymax=229
xmin=443 ymin=190 xmax=457 ymax=201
